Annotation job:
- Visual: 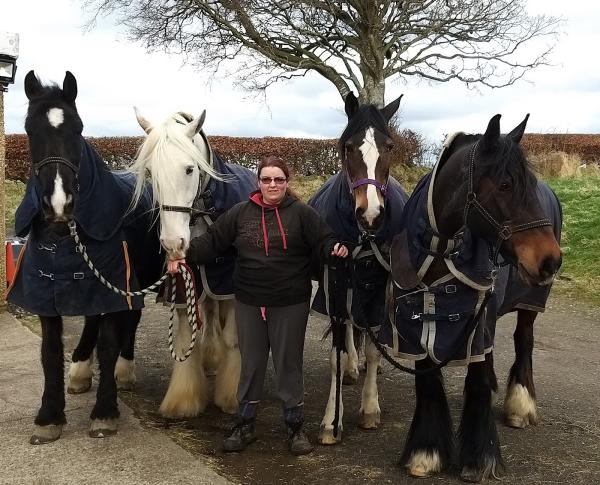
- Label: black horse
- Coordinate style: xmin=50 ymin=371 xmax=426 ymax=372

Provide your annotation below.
xmin=7 ymin=71 xmax=162 ymax=444
xmin=391 ymin=114 xmax=562 ymax=481
xmin=309 ymin=92 xmax=408 ymax=444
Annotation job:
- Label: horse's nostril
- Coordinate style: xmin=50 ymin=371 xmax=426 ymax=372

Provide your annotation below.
xmin=539 ymin=255 xmax=560 ymax=278
xmin=179 ymin=238 xmax=185 ymax=250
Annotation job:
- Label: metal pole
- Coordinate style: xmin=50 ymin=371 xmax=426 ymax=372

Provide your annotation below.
xmin=0 ymin=89 xmax=6 ymax=310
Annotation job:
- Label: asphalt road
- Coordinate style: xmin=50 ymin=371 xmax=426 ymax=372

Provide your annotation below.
xmin=59 ymin=294 xmax=600 ymax=485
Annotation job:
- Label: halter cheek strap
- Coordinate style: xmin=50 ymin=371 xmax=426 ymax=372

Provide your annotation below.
xmin=463 ymin=142 xmax=552 ymax=265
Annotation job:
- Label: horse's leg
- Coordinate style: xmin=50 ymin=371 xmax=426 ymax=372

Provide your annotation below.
xmin=401 ymin=358 xmax=453 ymax=478
xmin=67 ymin=315 xmax=100 ymax=394
xmin=114 ymin=309 xmax=141 ymax=390
xmin=319 ymin=322 xmax=347 ymax=445
xmin=30 ymin=316 xmax=66 ymax=445
xmin=159 ymin=306 xmax=207 ymax=418
xmin=214 ymin=299 xmax=241 ymax=414
xmin=504 ymin=309 xmax=538 ymax=429
xmin=343 ymin=324 xmax=359 ymax=384
xmin=358 ymin=333 xmax=381 ymax=429
xmin=89 ymin=313 xmax=121 ymax=438
xmin=459 ymin=353 xmax=503 ymax=482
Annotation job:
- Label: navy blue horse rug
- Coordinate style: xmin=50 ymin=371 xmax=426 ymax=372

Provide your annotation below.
xmin=7 ymin=140 xmax=159 ymax=316
xmin=309 ymin=172 xmax=408 ymax=339
xmin=390 ymin=136 xmax=562 ymax=365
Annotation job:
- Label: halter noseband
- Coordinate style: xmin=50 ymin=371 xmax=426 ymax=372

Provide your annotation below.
xmin=33 ymin=156 xmax=79 ymax=176
xmin=463 ymin=142 xmax=552 ymax=265
xmin=349 ymin=176 xmax=388 ymax=197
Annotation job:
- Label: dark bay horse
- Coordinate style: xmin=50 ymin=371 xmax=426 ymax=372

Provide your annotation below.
xmin=7 ymin=71 xmax=162 ymax=443
xmin=309 ymin=92 xmax=408 ymax=444
xmin=391 ymin=114 xmax=562 ymax=481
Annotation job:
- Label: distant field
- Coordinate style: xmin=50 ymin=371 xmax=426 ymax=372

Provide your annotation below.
xmin=548 ymin=176 xmax=600 ymax=304
xmin=5 ymin=172 xmax=600 ymax=305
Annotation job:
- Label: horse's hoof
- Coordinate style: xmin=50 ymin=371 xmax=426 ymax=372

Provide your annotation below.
xmin=460 ymin=467 xmax=484 ymax=483
xmin=318 ymin=426 xmax=342 ymax=445
xmin=67 ymin=377 xmax=92 ymax=394
xmin=159 ymin=395 xmax=207 ymax=419
xmin=406 ymin=450 xmax=441 ymax=479
xmin=89 ymin=419 xmax=118 ymax=438
xmin=342 ymin=374 xmax=358 ymax=385
xmin=505 ymin=414 xmax=527 ymax=429
xmin=216 ymin=401 xmax=238 ymax=415
xmin=30 ymin=424 xmax=63 ymax=445
xmin=460 ymin=458 xmax=502 ymax=483
xmin=358 ymin=411 xmax=381 ymax=430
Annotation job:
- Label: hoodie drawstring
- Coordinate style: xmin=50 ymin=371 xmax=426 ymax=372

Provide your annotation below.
xmin=260 ymin=205 xmax=287 ymax=256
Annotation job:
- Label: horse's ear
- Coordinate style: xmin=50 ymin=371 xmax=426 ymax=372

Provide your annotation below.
xmin=185 ymin=110 xmax=206 ymax=138
xmin=507 ymin=114 xmax=530 ymax=144
xmin=344 ymin=92 xmax=359 ymax=118
xmin=24 ymin=70 xmax=43 ymax=100
xmin=134 ymin=107 xmax=153 ymax=134
xmin=62 ymin=71 xmax=78 ymax=104
xmin=381 ymin=94 xmax=403 ymax=122
xmin=481 ymin=114 xmax=501 ymax=151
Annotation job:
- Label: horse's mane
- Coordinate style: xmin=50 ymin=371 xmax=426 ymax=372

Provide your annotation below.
xmin=129 ymin=113 xmax=224 ymax=209
xmin=447 ymin=132 xmax=535 ymax=205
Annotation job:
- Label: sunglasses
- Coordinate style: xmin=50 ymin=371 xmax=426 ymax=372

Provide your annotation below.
xmin=259 ymin=176 xmax=287 ymax=185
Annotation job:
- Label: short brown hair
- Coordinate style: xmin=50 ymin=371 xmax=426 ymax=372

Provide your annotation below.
xmin=257 ymin=155 xmax=291 ymax=180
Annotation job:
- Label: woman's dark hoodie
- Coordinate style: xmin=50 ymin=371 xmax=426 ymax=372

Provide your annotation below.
xmin=187 ymin=190 xmax=338 ymax=307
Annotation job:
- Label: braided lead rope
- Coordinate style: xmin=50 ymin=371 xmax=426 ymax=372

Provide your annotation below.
xmin=68 ymin=220 xmax=199 ymax=362
xmin=68 ymin=221 xmax=168 ymax=296
xmin=167 ymin=268 xmax=199 ymax=362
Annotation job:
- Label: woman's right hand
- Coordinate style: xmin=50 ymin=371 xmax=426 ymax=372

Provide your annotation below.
xmin=167 ymin=259 xmax=185 ymax=274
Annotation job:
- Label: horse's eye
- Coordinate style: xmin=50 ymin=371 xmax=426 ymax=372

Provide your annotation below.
xmin=386 ymin=143 xmax=394 ymax=152
xmin=185 ymin=166 xmax=194 ymax=175
xmin=500 ymin=181 xmax=512 ymax=192
xmin=345 ymin=141 xmax=354 ymax=153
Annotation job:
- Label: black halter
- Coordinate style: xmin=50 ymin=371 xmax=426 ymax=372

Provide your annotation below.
xmin=160 ymin=176 xmax=215 ymax=226
xmin=462 ymin=142 xmax=552 ymax=265
xmin=33 ymin=156 xmax=79 ymax=176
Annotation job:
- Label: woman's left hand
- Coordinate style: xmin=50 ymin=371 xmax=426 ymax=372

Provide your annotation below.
xmin=167 ymin=259 xmax=185 ymax=274
xmin=331 ymin=243 xmax=349 ymax=258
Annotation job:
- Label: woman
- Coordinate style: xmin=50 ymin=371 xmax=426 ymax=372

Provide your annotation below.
xmin=168 ymin=156 xmax=348 ymax=455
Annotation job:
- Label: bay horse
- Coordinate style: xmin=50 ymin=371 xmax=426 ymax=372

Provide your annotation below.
xmin=391 ymin=114 xmax=562 ymax=481
xmin=309 ymin=92 xmax=408 ymax=444
xmin=7 ymin=71 xmax=162 ymax=443
xmin=130 ymin=109 xmax=256 ymax=417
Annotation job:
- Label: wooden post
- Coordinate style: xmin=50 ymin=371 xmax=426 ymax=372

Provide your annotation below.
xmin=0 ymin=89 xmax=6 ymax=310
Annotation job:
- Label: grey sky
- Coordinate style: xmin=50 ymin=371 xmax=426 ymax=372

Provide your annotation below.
xmin=2 ymin=0 xmax=598 ymax=144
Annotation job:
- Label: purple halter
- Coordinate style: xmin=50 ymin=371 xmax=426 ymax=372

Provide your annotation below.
xmin=348 ymin=175 xmax=388 ymax=197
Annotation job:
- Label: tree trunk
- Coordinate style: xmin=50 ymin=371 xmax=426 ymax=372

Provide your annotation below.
xmin=359 ymin=72 xmax=385 ymax=107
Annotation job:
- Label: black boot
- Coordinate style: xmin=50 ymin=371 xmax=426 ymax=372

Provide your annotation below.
xmin=286 ymin=422 xmax=314 ymax=456
xmin=222 ymin=418 xmax=256 ymax=452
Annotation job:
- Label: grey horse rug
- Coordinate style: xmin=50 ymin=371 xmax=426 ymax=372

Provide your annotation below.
xmin=390 ymin=137 xmax=562 ymax=365
xmin=7 ymin=140 xmax=158 ymax=316
xmin=309 ymin=172 xmax=408 ymax=339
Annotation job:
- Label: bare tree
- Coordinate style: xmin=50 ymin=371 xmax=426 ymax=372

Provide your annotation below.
xmin=85 ymin=0 xmax=561 ymax=106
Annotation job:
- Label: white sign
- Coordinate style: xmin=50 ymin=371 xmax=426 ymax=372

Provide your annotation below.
xmin=0 ymin=32 xmax=19 ymax=58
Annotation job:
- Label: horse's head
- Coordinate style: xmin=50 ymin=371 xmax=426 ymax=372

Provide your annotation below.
xmin=340 ymin=92 xmax=403 ymax=233
xmin=131 ymin=108 xmax=217 ymax=260
xmin=24 ymin=71 xmax=82 ymax=223
xmin=437 ymin=115 xmax=562 ymax=286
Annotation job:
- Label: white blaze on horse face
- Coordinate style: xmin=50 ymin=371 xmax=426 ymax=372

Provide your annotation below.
xmin=51 ymin=171 xmax=70 ymax=217
xmin=358 ymin=127 xmax=382 ymax=225
xmin=47 ymin=108 xmax=64 ymax=128
xmin=156 ymin=146 xmax=199 ymax=258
